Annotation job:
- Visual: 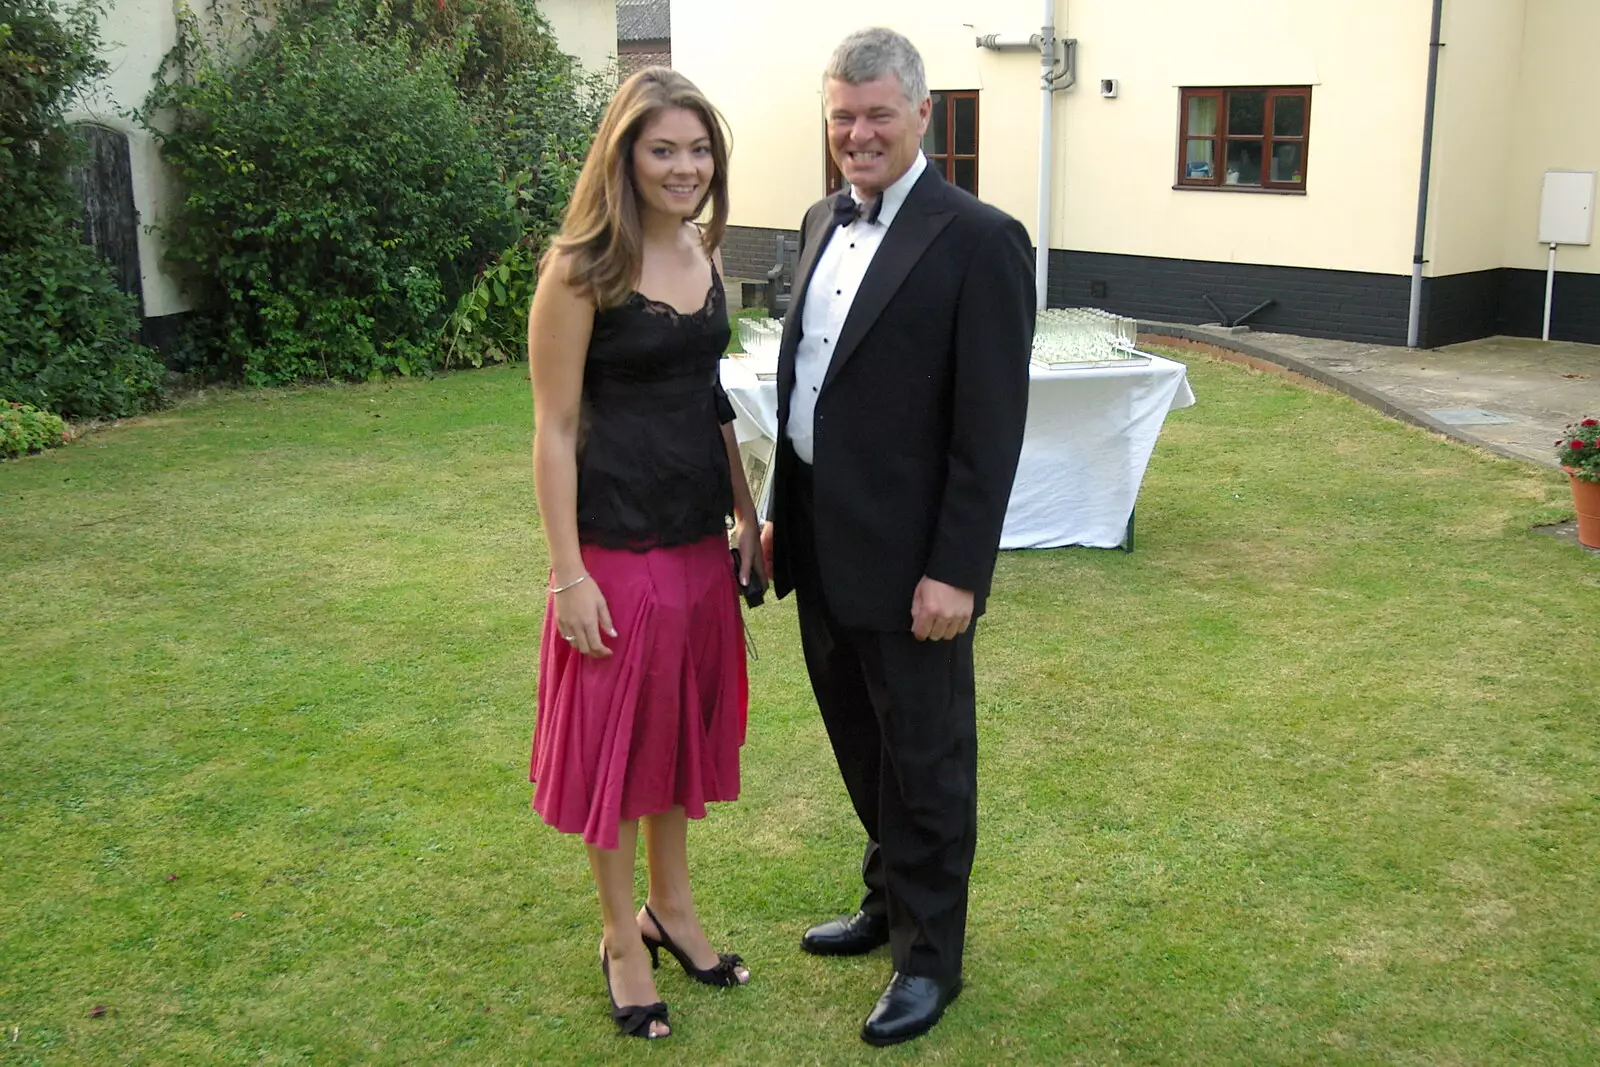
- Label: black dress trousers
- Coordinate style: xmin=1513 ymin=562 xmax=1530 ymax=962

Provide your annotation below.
xmin=785 ymin=449 xmax=978 ymax=982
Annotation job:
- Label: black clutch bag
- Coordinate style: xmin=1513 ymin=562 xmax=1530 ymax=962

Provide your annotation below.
xmin=731 ymin=548 xmax=767 ymax=608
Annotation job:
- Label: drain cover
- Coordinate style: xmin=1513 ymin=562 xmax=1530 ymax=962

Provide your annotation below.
xmin=1424 ymin=408 xmax=1516 ymax=426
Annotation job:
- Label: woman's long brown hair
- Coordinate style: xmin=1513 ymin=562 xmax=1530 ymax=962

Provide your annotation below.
xmin=545 ymin=67 xmax=731 ymax=309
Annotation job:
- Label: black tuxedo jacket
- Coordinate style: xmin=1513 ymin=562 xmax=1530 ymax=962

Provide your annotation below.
xmin=770 ymin=167 xmax=1035 ymax=631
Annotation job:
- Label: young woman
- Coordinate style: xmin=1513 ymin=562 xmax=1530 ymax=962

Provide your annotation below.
xmin=526 ymin=68 xmax=760 ymax=1041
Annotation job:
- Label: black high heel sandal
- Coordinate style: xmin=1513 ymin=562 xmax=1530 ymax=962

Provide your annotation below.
xmin=639 ymin=903 xmax=749 ymax=987
xmin=599 ymin=940 xmax=670 ymax=1039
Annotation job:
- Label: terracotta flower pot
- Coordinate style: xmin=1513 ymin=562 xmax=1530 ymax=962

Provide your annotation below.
xmin=1564 ymin=467 xmax=1600 ymax=548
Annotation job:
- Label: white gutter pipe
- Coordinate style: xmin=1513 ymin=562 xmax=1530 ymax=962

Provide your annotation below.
xmin=1036 ymin=2 xmax=1054 ymax=311
xmin=979 ymin=4 xmax=1075 ymax=310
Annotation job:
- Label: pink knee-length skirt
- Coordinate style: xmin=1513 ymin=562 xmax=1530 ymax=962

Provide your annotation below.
xmin=530 ymin=535 xmax=747 ymax=850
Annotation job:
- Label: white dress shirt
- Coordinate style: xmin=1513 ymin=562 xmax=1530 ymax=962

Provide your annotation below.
xmin=786 ymin=152 xmax=929 ymax=465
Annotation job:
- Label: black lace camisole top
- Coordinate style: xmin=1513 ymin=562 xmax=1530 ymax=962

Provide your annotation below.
xmin=575 ymin=268 xmax=736 ymax=550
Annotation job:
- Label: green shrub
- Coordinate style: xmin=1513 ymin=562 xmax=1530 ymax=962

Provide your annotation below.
xmin=441 ymin=56 xmax=606 ymax=368
xmin=145 ymin=12 xmax=511 ymax=384
xmin=303 ymin=0 xmax=569 ymax=100
xmin=0 ymin=400 xmax=68 ymax=458
xmin=0 ymin=0 xmax=165 ymax=418
xmin=442 ymin=166 xmax=571 ymax=368
xmin=0 ymin=238 xmax=165 ymax=418
xmin=305 ymin=0 xmax=608 ymax=369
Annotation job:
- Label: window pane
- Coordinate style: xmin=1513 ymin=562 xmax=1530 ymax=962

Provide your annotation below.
xmin=953 ymin=96 xmax=977 ymax=154
xmin=1184 ymin=139 xmax=1215 ymax=180
xmin=1274 ymin=94 xmax=1306 ymax=137
xmin=923 ymin=94 xmax=948 ymax=156
xmin=953 ymin=157 xmax=976 ymax=193
xmin=1228 ymin=91 xmax=1265 ymax=136
xmin=1187 ymin=94 xmax=1218 ymax=136
xmin=1271 ymin=141 xmax=1304 ymax=184
xmin=1225 ymin=141 xmax=1263 ymax=185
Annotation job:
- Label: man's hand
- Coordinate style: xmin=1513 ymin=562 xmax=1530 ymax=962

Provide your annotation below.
xmin=910 ymin=577 xmax=973 ymax=641
xmin=760 ymin=521 xmax=775 ymax=583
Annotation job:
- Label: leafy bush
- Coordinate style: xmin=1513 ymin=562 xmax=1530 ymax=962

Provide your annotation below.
xmin=302 ymin=0 xmax=568 ymax=100
xmin=441 ymin=50 xmax=606 ymax=367
xmin=145 ymin=11 xmax=511 ymax=384
xmin=443 ymin=162 xmax=579 ymax=368
xmin=0 ymin=239 xmax=165 ymax=417
xmin=0 ymin=0 xmax=165 ymax=418
xmin=0 ymin=401 xmax=68 ymax=458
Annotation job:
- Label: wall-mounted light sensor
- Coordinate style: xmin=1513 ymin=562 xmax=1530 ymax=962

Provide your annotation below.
xmin=1099 ymin=79 xmax=1119 ymax=98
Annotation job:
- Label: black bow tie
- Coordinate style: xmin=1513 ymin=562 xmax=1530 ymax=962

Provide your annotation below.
xmin=832 ymin=192 xmax=882 ymax=228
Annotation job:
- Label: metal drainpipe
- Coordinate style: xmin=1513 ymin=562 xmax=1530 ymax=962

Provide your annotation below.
xmin=1037 ymin=0 xmax=1055 ymax=311
xmin=980 ymin=3 xmax=1074 ymax=309
xmin=1036 ymin=2 xmax=1075 ymax=309
xmin=1407 ymin=0 xmax=1446 ymax=348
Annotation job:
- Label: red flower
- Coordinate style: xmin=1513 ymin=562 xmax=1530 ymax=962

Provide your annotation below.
xmin=1582 ymin=418 xmax=1598 ymax=427
xmin=1573 ymin=440 xmax=1588 ymax=450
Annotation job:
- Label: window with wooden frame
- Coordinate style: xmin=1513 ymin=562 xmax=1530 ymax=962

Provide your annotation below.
xmin=825 ymin=90 xmax=979 ymax=195
xmin=923 ymin=91 xmax=979 ymax=194
xmin=1177 ymin=87 xmax=1310 ymax=191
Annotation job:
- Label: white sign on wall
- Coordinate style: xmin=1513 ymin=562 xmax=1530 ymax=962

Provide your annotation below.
xmin=1539 ymin=170 xmax=1595 ymax=246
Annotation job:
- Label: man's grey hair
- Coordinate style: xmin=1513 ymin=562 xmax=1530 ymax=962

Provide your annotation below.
xmin=824 ymin=27 xmax=929 ymax=105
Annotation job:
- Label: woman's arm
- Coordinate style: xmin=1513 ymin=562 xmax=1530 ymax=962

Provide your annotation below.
xmin=711 ymin=248 xmax=763 ymax=586
xmin=724 ymin=422 xmax=761 ymax=586
xmin=529 ymin=252 xmax=613 ymax=657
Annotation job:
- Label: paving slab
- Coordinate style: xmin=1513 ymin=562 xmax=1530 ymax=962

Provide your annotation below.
xmin=1142 ymin=325 xmax=1600 ymax=469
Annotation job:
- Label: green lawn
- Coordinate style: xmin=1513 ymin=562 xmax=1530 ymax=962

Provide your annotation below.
xmin=2 ymin=352 xmax=1597 ymax=1065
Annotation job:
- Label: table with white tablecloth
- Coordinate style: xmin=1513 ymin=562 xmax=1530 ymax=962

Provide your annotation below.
xmin=719 ymin=353 xmax=1195 ymax=550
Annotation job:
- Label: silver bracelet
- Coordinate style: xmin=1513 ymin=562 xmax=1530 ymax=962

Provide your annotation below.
xmin=549 ymin=573 xmax=590 ymax=595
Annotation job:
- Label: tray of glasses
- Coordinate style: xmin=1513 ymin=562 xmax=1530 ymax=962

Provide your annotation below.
xmin=731 ymin=318 xmax=782 ymax=379
xmin=1031 ymin=354 xmax=1152 ymax=370
xmin=729 ymin=351 xmax=778 ymax=379
xmin=1030 ymin=308 xmax=1149 ymax=370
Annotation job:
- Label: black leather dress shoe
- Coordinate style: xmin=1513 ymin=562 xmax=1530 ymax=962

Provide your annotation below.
xmin=799 ymin=911 xmax=890 ymax=956
xmin=860 ymin=972 xmax=962 ymax=1046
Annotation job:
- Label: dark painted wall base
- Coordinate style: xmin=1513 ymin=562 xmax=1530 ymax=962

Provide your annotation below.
xmin=139 ymin=312 xmax=189 ymax=363
xmin=1498 ymin=268 xmax=1600 ymax=344
xmin=1047 ymin=250 xmax=1413 ymax=346
xmin=722 ymin=226 xmax=1600 ymax=348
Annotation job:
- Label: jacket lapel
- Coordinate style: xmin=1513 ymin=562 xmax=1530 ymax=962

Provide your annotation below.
xmin=821 ymin=168 xmax=954 ymax=393
xmin=777 ymin=203 xmax=838 ymax=426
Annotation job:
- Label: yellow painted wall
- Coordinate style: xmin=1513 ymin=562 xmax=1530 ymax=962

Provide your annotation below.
xmin=675 ymin=0 xmax=1436 ymax=275
xmin=1052 ymin=0 xmax=1431 ymax=275
xmin=67 ymin=0 xmax=185 ymax=316
xmin=1424 ymin=0 xmax=1526 ymax=278
xmin=1500 ymin=0 xmax=1600 ymax=275
xmin=538 ymin=0 xmax=619 ymax=75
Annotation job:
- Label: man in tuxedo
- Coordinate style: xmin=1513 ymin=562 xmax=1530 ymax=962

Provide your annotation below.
xmin=758 ymin=27 xmax=1035 ymax=1047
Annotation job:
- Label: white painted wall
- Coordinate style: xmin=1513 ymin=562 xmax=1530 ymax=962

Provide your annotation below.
xmin=65 ymin=0 xmax=184 ymax=316
xmin=538 ymin=0 xmax=620 ymax=76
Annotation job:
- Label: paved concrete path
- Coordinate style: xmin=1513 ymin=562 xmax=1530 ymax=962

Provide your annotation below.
xmin=1144 ymin=325 xmax=1600 ymax=469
